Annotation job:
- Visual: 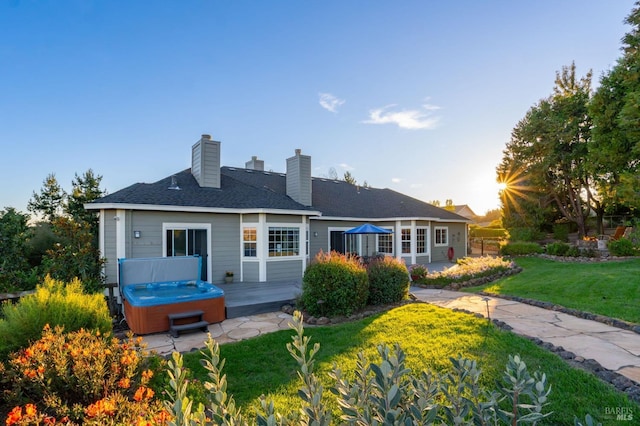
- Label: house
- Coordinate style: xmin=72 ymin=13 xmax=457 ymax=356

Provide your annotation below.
xmin=86 ymin=134 xmax=470 ymax=288
xmin=453 ymin=205 xmax=477 ymax=221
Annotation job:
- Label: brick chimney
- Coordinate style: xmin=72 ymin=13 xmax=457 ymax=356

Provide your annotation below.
xmin=245 ymin=155 xmax=264 ymax=171
xmin=191 ymin=134 xmax=221 ymax=188
xmin=286 ymin=149 xmax=312 ymax=206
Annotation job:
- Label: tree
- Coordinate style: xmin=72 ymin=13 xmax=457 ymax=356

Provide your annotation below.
xmin=590 ymin=2 xmax=640 ymax=215
xmin=41 ymin=216 xmax=105 ymax=293
xmin=28 ymin=173 xmax=66 ymax=222
xmin=343 ymin=171 xmax=357 ymax=185
xmin=0 ymin=207 xmax=35 ymax=291
xmin=498 ymin=63 xmax=595 ymax=238
xmin=66 ymin=169 xmax=106 ymax=237
xmin=327 ymin=167 xmax=338 ymax=180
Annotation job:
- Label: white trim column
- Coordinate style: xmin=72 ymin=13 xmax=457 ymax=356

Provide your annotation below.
xmin=258 ymin=213 xmax=268 ymax=281
xmin=395 ymin=220 xmax=402 ymax=259
xmin=410 ymin=220 xmax=417 ymax=265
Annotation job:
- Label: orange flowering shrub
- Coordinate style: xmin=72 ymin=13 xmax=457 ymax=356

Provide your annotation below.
xmin=1 ymin=325 xmax=169 ymax=425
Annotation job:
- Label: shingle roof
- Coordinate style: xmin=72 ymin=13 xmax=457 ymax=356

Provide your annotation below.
xmin=90 ymin=169 xmax=316 ymax=211
xmin=89 ymin=167 xmax=468 ymax=222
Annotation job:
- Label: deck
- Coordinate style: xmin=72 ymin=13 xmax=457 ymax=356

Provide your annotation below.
xmin=217 ymin=261 xmax=455 ymax=318
xmin=217 ymin=279 xmax=302 ymax=318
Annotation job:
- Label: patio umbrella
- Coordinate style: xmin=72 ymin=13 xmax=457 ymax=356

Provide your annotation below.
xmin=343 ymin=223 xmax=393 ymax=256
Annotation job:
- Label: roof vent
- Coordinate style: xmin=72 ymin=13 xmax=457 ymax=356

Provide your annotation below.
xmin=168 ymin=175 xmax=181 ymax=190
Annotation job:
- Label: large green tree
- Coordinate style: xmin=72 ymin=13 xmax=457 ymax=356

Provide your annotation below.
xmin=0 ymin=208 xmax=35 ymax=291
xmin=66 ymin=169 xmax=106 ymax=238
xmin=25 ymin=170 xmax=107 ymax=293
xmin=498 ymin=63 xmax=596 ymax=238
xmin=590 ymin=1 xmax=640 ymax=214
xmin=27 ymin=173 xmax=66 ymax=222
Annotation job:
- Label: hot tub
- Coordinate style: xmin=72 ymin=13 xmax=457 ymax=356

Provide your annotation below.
xmin=119 ymin=256 xmax=225 ymax=335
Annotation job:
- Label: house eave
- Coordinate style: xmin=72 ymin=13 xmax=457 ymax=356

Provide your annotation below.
xmin=85 ymin=202 xmax=322 ymax=217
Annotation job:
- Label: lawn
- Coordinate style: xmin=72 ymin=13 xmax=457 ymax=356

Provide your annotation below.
xmin=463 ymin=257 xmax=640 ymax=323
xmin=180 ymin=303 xmax=636 ymax=425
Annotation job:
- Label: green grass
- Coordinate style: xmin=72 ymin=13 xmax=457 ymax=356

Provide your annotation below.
xmin=178 ymin=304 xmax=636 ymax=425
xmin=464 ymin=257 xmax=640 ymax=323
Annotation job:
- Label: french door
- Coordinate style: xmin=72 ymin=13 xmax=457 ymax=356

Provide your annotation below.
xmin=165 ymin=228 xmax=209 ymax=280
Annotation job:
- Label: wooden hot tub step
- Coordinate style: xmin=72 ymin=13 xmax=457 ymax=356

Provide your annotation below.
xmin=169 ymin=320 xmax=209 ymax=338
xmin=168 ymin=310 xmax=208 ymax=338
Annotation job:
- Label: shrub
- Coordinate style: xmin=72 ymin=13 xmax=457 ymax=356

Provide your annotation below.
xmin=546 ymin=241 xmax=571 ymax=256
xmin=0 ymin=326 xmax=168 ymax=425
xmin=553 ymin=223 xmax=570 ymax=242
xmin=0 ymin=275 xmax=112 ymax=359
xmin=301 ymin=251 xmax=368 ymax=317
xmin=507 ymin=227 xmax=544 ymax=242
xmin=419 ymin=256 xmax=515 ymax=288
xmin=608 ymin=238 xmax=637 ymax=257
xmin=469 ymin=226 xmax=507 ymax=238
xmin=500 ymin=241 xmax=543 ymax=256
xmin=366 ymin=256 xmax=409 ymax=305
xmin=40 ymin=217 xmax=105 ymax=294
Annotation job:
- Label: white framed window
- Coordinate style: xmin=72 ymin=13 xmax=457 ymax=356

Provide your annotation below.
xmin=378 ymin=233 xmax=393 ymax=254
xmin=268 ymin=227 xmax=300 ymax=257
xmin=243 ymin=227 xmax=257 ymax=257
xmin=401 ymin=228 xmax=411 ymax=254
xmin=417 ymin=227 xmax=428 ymax=254
xmin=435 ymin=226 xmax=449 ymax=246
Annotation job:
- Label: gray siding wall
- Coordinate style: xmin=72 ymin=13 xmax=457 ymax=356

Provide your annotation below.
xmin=267 ymin=259 xmax=303 ymax=281
xmin=267 ymin=214 xmax=304 ymax=224
xmin=242 ymin=261 xmax=260 ymax=282
xmin=102 ymin=210 xmax=241 ymax=285
xmin=242 ymin=213 xmax=259 ymax=222
xmin=431 ymin=222 xmax=466 ymax=262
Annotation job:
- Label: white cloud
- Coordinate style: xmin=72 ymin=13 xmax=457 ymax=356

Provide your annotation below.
xmin=319 ymin=92 xmax=345 ymax=113
xmin=339 ymin=163 xmax=354 ymax=171
xmin=363 ymin=103 xmax=440 ymax=130
xmin=391 ymin=177 xmax=402 ymax=183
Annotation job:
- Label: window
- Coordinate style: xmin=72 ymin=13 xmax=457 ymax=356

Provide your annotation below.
xmin=268 ymin=227 xmax=300 ymax=257
xmin=243 ymin=227 xmax=257 ymax=257
xmin=378 ymin=233 xmax=393 ymax=254
xmin=417 ymin=228 xmax=427 ymax=254
xmin=435 ymin=226 xmax=449 ymax=246
xmin=401 ymin=228 xmax=411 ymax=254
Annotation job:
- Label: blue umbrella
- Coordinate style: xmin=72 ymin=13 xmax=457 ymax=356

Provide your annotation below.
xmin=343 ymin=223 xmax=393 ymax=234
xmin=343 ymin=223 xmax=393 ymax=256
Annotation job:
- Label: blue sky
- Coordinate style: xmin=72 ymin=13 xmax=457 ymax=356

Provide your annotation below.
xmin=1 ymin=0 xmax=635 ymax=216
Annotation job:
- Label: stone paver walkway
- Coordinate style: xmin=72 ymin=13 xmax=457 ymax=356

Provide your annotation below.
xmin=141 ymin=312 xmax=293 ymax=356
xmin=411 ymin=288 xmax=640 ymax=384
xmin=140 ymin=288 xmax=640 ymax=386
